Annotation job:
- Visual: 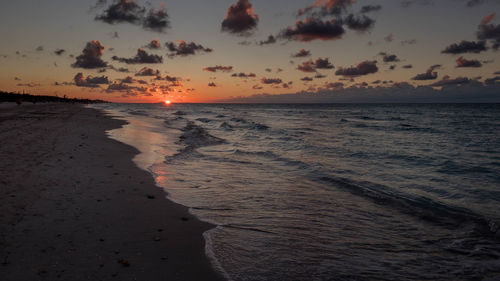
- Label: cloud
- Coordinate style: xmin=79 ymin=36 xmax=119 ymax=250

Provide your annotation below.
xmin=297 ymin=60 xmax=316 ymax=72
xmin=165 ymin=40 xmax=213 ymax=57
xmin=456 ymin=56 xmax=482 ymax=67
xmin=301 ymin=76 xmax=313 ymax=81
xmin=232 ymin=72 xmax=256 ymax=78
xmin=412 ymin=64 xmax=440 ymax=80
xmin=401 ymin=39 xmax=417 ymax=45
xmin=54 ymin=49 xmax=65 ymax=55
xmin=297 ymin=0 xmax=356 ymax=17
xmin=221 ymin=0 xmax=259 ymax=36
xmin=360 ymin=5 xmax=382 ymax=13
xmin=112 ymin=49 xmax=162 ymax=64
xmin=146 ymin=39 xmax=161 ymax=49
xmin=379 ymin=52 xmax=400 ymax=62
xmin=36 ymin=46 xmax=44 ymax=52
xmin=429 ymin=75 xmax=470 ymax=87
xmin=402 ymin=64 xmax=413 ymax=69
xmin=344 ymin=14 xmax=375 ymax=32
xmin=74 ymin=72 xmax=109 ymax=88
xmin=121 ymin=76 xmax=135 ymax=83
xmin=258 ymin=35 xmax=277 ymax=46
xmin=143 ymin=6 xmax=170 ymax=33
xmin=95 ymin=0 xmax=145 ymax=24
xmin=335 ymin=60 xmax=378 ymax=77
xmin=477 ymin=13 xmax=500 ymax=49
xmin=203 ymin=65 xmax=233 ymax=72
xmin=261 ymin=78 xmax=282 ymax=84
xmin=441 ymin=40 xmax=487 ymax=54
xmin=164 ymin=75 xmax=181 ymax=82
xmin=135 ymin=67 xmax=160 ymax=76
xmin=280 ymin=18 xmax=345 ymax=42
xmin=72 ymin=40 xmax=108 ymax=69
xmin=16 ymin=82 xmax=41 ymax=87
xmin=252 ymin=84 xmax=263 ymax=90
xmin=208 ymin=82 xmax=217 ymax=87
xmin=485 ymin=76 xmax=500 ymax=84
xmin=466 ymin=0 xmax=484 ymax=7
xmin=315 ymin=73 xmax=327 ymax=78
xmin=292 ymin=49 xmax=311 ymax=57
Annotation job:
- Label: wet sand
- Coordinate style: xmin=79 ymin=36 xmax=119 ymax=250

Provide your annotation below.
xmin=0 ymin=103 xmax=223 ymax=280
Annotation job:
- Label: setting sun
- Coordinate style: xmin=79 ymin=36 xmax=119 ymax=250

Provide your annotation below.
xmin=165 ymin=100 xmax=171 ymax=105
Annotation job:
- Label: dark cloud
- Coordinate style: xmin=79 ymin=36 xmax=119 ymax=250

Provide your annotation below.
xmin=121 ymin=76 xmax=135 ymax=83
xmin=16 ymin=82 xmax=41 ymax=87
xmin=477 ymin=13 xmax=500 ymax=49
xmin=430 ymin=75 xmax=470 ymax=87
xmin=402 ymin=64 xmax=413 ymax=69
xmin=72 ymin=40 xmax=108 ymax=69
xmin=203 ymin=65 xmax=233 ymax=72
xmin=112 ymin=49 xmax=163 ymax=64
xmin=238 ymin=40 xmax=252 ymax=45
xmin=261 ymin=78 xmax=282 ymax=84
xmin=165 ymin=41 xmax=213 ymax=57
xmin=74 ymin=72 xmax=109 ymax=88
xmin=164 ymin=75 xmax=181 ymax=82
xmin=252 ymin=84 xmax=263 ymax=90
xmin=297 ymin=60 xmax=316 ymax=72
xmin=36 ymin=46 xmax=44 ymax=52
xmin=297 ymin=0 xmax=356 ymax=17
xmin=315 ymin=58 xmax=334 ymax=69
xmin=441 ymin=40 xmax=487 ymax=54
xmin=485 ymin=76 xmax=500 ymax=84
xmin=95 ymin=0 xmax=145 ymax=24
xmin=360 ymin=5 xmax=382 ymax=13
xmin=280 ymin=18 xmax=345 ymax=42
xmin=301 ymin=76 xmax=313 ymax=81
xmin=466 ymin=0 xmax=484 ymax=7
xmin=143 ymin=7 xmax=170 ymax=33
xmin=335 ymin=60 xmax=378 ymax=77
xmin=389 ymin=65 xmax=396 ymax=70
xmin=146 ymin=39 xmax=161 ymax=49
xmin=208 ymin=82 xmax=217 ymax=87
xmin=401 ymin=39 xmax=417 ymax=45
xmin=401 ymin=0 xmax=432 ymax=8
xmin=232 ymin=72 xmax=256 ymax=78
xmin=456 ymin=56 xmax=482 ymax=67
xmin=135 ymin=67 xmax=160 ymax=76
xmin=292 ymin=49 xmax=311 ymax=58
xmin=14 ymin=77 xmax=21 ymax=81
xmin=221 ymin=0 xmax=259 ymax=36
xmin=315 ymin=73 xmax=327 ymax=78
xmin=258 ymin=35 xmax=277 ymax=46
xmin=54 ymin=49 xmax=65 ymax=56
xmin=344 ymin=14 xmax=375 ymax=32
xmin=265 ymin=68 xmax=272 ymax=72
xmin=379 ymin=52 xmax=400 ymax=62
xmin=412 ymin=64 xmax=441 ymax=80
xmin=324 ymin=82 xmax=344 ymax=89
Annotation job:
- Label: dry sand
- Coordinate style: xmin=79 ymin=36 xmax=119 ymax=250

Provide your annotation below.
xmin=0 ymin=103 xmax=223 ymax=280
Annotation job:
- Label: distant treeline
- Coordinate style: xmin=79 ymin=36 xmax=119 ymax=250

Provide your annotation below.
xmin=0 ymin=91 xmax=108 ymax=104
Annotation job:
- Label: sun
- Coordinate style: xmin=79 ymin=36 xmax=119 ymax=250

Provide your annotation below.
xmin=165 ymin=100 xmax=171 ymax=105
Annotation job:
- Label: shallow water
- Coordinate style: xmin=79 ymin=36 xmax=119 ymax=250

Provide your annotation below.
xmin=95 ymin=103 xmax=500 ymax=281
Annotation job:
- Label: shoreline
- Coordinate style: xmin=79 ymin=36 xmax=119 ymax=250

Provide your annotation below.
xmin=0 ymin=103 xmax=223 ymax=280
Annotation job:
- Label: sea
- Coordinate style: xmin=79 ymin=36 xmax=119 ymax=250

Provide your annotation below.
xmin=92 ymin=103 xmax=500 ymax=281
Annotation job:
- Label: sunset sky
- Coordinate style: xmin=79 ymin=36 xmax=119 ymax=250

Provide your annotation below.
xmin=1 ymin=0 xmax=499 ymax=102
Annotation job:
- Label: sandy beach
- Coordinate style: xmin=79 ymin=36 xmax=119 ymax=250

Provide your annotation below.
xmin=0 ymin=103 xmax=223 ymax=280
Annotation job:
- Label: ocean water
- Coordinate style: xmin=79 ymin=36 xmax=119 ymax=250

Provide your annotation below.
xmin=94 ymin=103 xmax=500 ymax=281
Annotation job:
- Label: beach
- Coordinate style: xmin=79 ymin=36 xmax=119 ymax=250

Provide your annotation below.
xmin=0 ymin=103 xmax=223 ymax=280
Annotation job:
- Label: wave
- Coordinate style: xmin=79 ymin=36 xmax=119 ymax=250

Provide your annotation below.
xmin=316 ymin=175 xmax=500 ymax=239
xmin=230 ymin=117 xmax=269 ymax=130
xmin=165 ymin=121 xmax=226 ymax=163
xmin=233 ymin=149 xmax=308 ymax=168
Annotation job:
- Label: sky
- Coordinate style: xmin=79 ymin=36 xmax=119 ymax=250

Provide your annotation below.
xmin=1 ymin=0 xmax=500 ymax=103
